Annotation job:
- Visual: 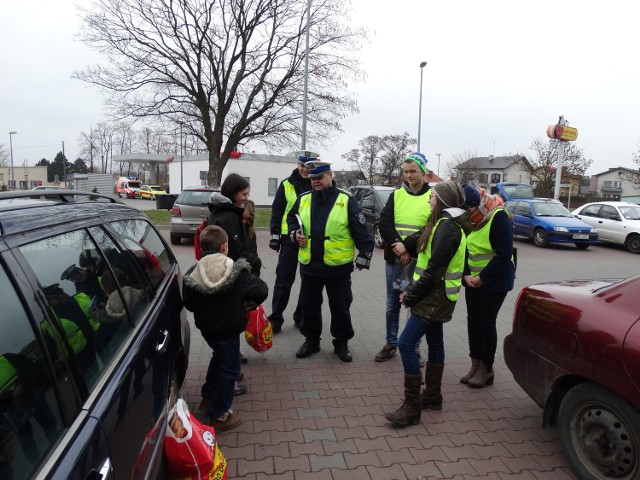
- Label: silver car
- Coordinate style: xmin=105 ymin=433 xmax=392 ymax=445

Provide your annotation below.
xmin=169 ymin=186 xmax=220 ymax=245
xmin=573 ymin=201 xmax=640 ymax=253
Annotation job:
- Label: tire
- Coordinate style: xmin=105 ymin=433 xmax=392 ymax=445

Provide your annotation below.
xmin=533 ymin=228 xmax=548 ymax=248
xmin=626 ymin=234 xmax=640 ymax=254
xmin=170 ymin=234 xmax=181 ymax=245
xmin=373 ymin=224 xmax=384 ymax=249
xmin=575 ymin=243 xmax=590 ymax=250
xmin=558 ymin=382 xmax=640 ymax=480
xmin=118 ymin=192 xmax=122 ymax=198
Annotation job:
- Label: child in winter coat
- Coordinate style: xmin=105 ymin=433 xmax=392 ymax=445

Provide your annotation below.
xmin=182 ymin=225 xmax=268 ymax=431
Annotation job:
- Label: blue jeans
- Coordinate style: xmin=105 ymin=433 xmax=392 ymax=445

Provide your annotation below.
xmin=201 ymin=333 xmax=241 ymax=420
xmin=398 ymin=314 xmax=444 ymax=375
xmin=385 ymin=261 xmax=421 ymax=349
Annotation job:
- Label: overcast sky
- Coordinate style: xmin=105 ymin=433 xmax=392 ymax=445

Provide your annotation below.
xmin=2 ymin=0 xmax=639 ymax=177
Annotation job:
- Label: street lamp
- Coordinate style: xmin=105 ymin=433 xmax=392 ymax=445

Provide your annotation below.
xmin=436 ymin=153 xmax=441 ymax=177
xmin=417 ymin=61 xmax=427 ymax=152
xmin=9 ymin=131 xmax=17 ymax=190
xmin=300 ymin=0 xmax=312 ymax=150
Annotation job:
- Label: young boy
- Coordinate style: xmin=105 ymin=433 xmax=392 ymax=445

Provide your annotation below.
xmin=183 ymin=225 xmax=268 ymax=431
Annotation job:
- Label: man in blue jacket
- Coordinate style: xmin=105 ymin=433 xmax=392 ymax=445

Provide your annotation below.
xmin=287 ymin=160 xmax=374 ymax=362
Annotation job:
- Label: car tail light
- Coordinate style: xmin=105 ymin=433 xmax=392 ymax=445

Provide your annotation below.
xmin=512 ymin=289 xmax=526 ymax=331
xmin=171 ymin=206 xmax=181 ymax=217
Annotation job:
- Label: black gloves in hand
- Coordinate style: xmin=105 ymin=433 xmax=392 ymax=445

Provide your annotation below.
xmin=269 ymin=238 xmax=281 ymax=252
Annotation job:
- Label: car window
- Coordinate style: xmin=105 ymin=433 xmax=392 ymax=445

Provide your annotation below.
xmin=619 ymin=205 xmax=640 ymax=220
xmin=600 ymin=205 xmax=620 ymax=221
xmin=349 ymin=188 xmax=362 ymax=203
xmin=0 ymin=264 xmax=65 ymax=480
xmin=361 ymin=191 xmax=375 ymax=209
xmin=376 ymin=189 xmax=393 ymax=206
xmin=177 ymin=190 xmax=212 ymax=206
xmin=19 ymin=229 xmax=136 ymax=390
xmin=108 ymin=220 xmax=170 ymax=292
xmin=581 ymin=204 xmax=601 ymax=217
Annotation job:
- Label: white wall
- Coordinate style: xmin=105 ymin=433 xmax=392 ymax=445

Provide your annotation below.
xmin=168 ymin=153 xmax=298 ymax=206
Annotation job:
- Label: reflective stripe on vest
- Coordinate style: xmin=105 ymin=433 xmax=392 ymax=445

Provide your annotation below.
xmin=298 ymin=191 xmax=355 ymax=266
xmin=393 ymin=188 xmax=432 ymax=239
xmin=280 ymin=180 xmax=298 ymax=235
xmin=412 ymin=217 xmax=467 ymax=301
xmin=43 ymin=311 xmax=88 ymax=357
xmin=467 ymin=207 xmax=514 ymax=275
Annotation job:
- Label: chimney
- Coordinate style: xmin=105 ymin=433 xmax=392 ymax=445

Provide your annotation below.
xmin=488 ymin=155 xmax=494 ymax=164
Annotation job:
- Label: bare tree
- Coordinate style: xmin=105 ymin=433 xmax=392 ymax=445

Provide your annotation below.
xmin=74 ymin=0 xmax=364 ymax=186
xmin=344 ymin=136 xmax=383 ymax=185
xmin=449 ymin=148 xmax=481 ymax=182
xmin=528 ymin=138 xmax=592 ymax=197
xmin=0 ymin=144 xmax=8 ymax=167
xmin=620 ymin=146 xmax=640 ymax=189
xmin=378 ymin=133 xmax=415 ymax=185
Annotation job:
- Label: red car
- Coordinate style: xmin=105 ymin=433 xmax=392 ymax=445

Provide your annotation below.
xmin=504 ymin=276 xmax=640 ymax=480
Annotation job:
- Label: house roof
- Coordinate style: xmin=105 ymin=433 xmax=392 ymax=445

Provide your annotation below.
xmin=592 ymin=166 xmax=640 ymax=177
xmin=457 ymin=155 xmax=529 ymax=170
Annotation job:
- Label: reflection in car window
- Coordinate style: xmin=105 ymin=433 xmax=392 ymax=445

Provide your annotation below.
xmin=581 ymin=205 xmax=600 ymax=217
xmin=619 ymin=206 xmax=640 ymax=220
xmin=0 ymin=265 xmax=64 ymax=480
xmin=108 ymin=219 xmax=169 ymax=291
xmin=19 ymin=230 xmax=135 ymax=391
xmin=600 ymin=206 xmax=620 ymax=221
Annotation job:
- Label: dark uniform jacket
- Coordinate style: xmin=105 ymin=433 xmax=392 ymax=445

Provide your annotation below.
xmin=270 ymin=168 xmax=312 ymax=236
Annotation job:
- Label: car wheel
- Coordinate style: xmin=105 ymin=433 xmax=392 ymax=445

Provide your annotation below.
xmin=558 ymin=382 xmax=640 ymax=480
xmin=533 ymin=229 xmax=548 ymax=248
xmin=575 ymin=243 xmax=589 ymax=250
xmin=170 ymin=234 xmax=181 ymax=245
xmin=626 ymin=234 xmax=640 ymax=254
xmin=118 ymin=192 xmax=122 ymax=198
xmin=373 ymin=224 xmax=384 ymax=249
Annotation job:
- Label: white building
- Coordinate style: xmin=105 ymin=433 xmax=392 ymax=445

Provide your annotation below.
xmin=589 ymin=167 xmax=640 ymax=203
xmin=114 ymin=152 xmax=299 ymax=206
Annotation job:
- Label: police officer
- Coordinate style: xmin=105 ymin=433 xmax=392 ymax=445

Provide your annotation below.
xmin=376 ymin=152 xmax=432 ymax=362
xmin=267 ymin=151 xmax=314 ymax=333
xmin=287 ymin=160 xmax=374 ymax=362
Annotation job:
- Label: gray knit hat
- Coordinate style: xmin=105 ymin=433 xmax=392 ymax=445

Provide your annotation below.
xmin=433 ymin=181 xmax=465 ymax=208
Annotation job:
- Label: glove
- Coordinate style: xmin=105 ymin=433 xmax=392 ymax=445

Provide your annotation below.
xmin=269 ymin=236 xmax=281 ymax=252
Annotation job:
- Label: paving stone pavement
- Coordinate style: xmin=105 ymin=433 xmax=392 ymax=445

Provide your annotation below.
xmin=168 ymin=230 xmax=579 ymax=480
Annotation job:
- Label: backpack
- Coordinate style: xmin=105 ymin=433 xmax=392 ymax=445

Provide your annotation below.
xmin=193 ymin=216 xmax=208 ymax=260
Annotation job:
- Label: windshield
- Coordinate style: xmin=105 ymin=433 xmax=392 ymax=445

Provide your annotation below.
xmin=128 ymin=181 xmax=142 ymax=188
xmin=619 ymin=205 xmax=640 ymax=220
xmin=533 ymin=202 xmax=572 ymax=217
xmin=503 ymin=184 xmax=533 ymax=199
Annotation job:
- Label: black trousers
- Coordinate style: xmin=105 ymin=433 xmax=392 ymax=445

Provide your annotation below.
xmin=464 ymin=287 xmax=508 ymax=369
xmin=299 ymin=272 xmax=354 ymax=346
xmin=269 ymin=236 xmax=302 ymax=327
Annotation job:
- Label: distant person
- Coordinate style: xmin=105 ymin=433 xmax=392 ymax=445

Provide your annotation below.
xmin=385 ymin=182 xmax=468 ymax=426
xmin=376 ymin=152 xmax=431 ymax=363
xmin=182 ymin=225 xmax=267 ymax=431
xmin=268 ymin=152 xmax=313 ymax=333
xmin=461 ymin=184 xmax=515 ymax=388
xmin=287 ymin=160 xmax=373 ymax=362
xmin=243 ymin=199 xmax=258 ymax=257
xmin=207 ymin=173 xmax=262 ymax=276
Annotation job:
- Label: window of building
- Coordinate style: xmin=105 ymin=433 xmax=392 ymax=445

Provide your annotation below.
xmin=199 ymin=171 xmax=208 ymax=186
xmin=490 ymin=173 xmax=501 ymax=183
xmin=268 ymin=178 xmax=278 ymax=196
xmin=478 ymin=173 xmax=488 ymax=184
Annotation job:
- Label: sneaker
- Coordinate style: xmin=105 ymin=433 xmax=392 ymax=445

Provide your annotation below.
xmin=210 ymin=411 xmax=242 ymax=431
xmin=271 ymin=324 xmax=282 ymax=334
xmin=237 ymin=372 xmax=244 ymax=382
xmin=375 ymin=344 xmax=398 ymax=362
xmin=234 ymin=382 xmax=248 ymax=396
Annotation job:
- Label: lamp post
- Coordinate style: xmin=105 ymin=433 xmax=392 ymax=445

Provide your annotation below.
xmin=417 ymin=61 xmax=427 ymax=152
xmin=436 ymin=153 xmax=441 ymax=177
xmin=300 ymin=0 xmax=312 ymax=150
xmin=9 ymin=131 xmax=17 ymax=190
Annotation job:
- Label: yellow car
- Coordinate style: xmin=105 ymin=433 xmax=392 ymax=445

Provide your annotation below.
xmin=138 ymin=185 xmax=166 ymax=200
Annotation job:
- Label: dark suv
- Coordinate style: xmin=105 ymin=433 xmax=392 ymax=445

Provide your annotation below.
xmin=347 ymin=185 xmax=395 ymax=248
xmin=0 ymin=190 xmax=189 ymax=479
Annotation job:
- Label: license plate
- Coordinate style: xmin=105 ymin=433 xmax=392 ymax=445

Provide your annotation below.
xmin=573 ymin=234 xmax=589 ymax=240
xmin=189 ymin=224 xmax=198 ymax=231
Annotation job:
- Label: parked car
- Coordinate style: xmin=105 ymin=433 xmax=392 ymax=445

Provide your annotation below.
xmin=0 ymin=190 xmax=190 ymax=479
xmin=138 ymin=184 xmax=167 ymax=200
xmin=491 ymin=181 xmax=534 ymax=202
xmin=505 ymin=198 xmax=597 ymax=249
xmin=170 ymin=185 xmax=220 ymax=245
xmin=347 ymin=185 xmax=395 ymax=248
xmin=573 ymin=201 xmax=640 ymax=254
xmin=116 ymin=177 xmax=142 ymax=198
xmin=504 ymin=275 xmax=640 ymax=480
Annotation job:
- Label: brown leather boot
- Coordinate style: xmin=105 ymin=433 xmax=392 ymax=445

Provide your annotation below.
xmin=467 ymin=362 xmax=494 ymax=388
xmin=459 ymin=358 xmax=481 ymax=384
xmin=384 ymin=374 xmax=422 ymax=426
xmin=420 ymin=363 xmax=444 ymax=410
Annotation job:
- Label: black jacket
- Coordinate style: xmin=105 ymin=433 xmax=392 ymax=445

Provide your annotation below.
xmin=286 ymin=183 xmax=374 ymax=277
xmin=379 ymin=182 xmax=431 ymax=263
xmin=270 ymin=168 xmax=311 ymax=236
xmin=207 ymin=192 xmax=261 ymax=274
xmin=183 ymin=253 xmax=268 ymax=336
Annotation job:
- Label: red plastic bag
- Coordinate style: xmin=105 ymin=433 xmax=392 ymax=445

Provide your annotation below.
xmin=245 ymin=304 xmax=273 ymax=353
xmin=194 ymin=216 xmax=208 ymax=260
xmin=164 ymin=399 xmax=227 ymax=480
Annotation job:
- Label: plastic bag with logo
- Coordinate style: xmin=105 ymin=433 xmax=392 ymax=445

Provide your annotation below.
xmin=245 ymin=304 xmax=273 ymax=353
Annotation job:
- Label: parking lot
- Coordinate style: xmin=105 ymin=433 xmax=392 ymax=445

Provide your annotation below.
xmin=163 ymin=228 xmax=638 ymax=480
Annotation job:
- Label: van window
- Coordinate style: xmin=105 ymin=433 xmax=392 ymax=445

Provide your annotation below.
xmin=0 ymin=264 xmax=65 ymax=480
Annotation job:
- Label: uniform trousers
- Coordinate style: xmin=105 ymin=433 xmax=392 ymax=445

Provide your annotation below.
xmin=269 ymin=236 xmax=302 ymax=327
xmin=299 ymin=272 xmax=354 ymax=347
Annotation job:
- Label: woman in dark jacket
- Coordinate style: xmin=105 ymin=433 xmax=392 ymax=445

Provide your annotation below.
xmin=208 ymin=173 xmax=262 ymax=275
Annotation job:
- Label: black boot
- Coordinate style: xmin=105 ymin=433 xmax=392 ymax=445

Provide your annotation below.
xmin=420 ymin=363 xmax=444 ymax=410
xmin=384 ymin=374 xmax=422 ymax=426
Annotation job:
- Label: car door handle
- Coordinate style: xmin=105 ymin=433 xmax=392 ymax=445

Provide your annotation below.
xmin=156 ymin=329 xmax=169 ymax=353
